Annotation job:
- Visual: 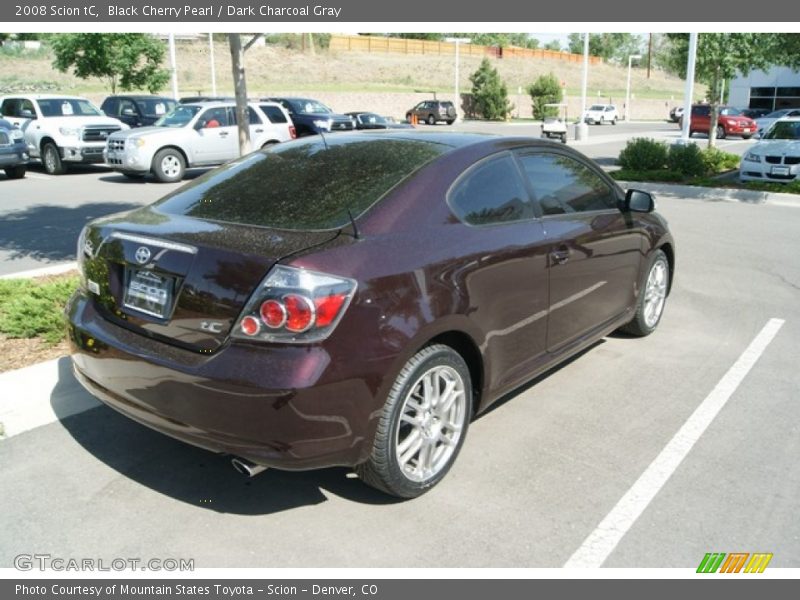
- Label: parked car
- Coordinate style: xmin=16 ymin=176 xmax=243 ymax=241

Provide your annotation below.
xmin=669 ymin=106 xmax=684 ymax=123
xmin=754 ymin=108 xmax=800 ymax=137
xmin=0 ymin=117 xmax=28 ymax=179
xmin=68 ymin=131 xmax=674 ymax=498
xmin=583 ymin=104 xmax=618 ymax=125
xmin=406 ymin=100 xmax=457 ymax=125
xmin=740 ymin=107 xmax=771 ymax=120
xmin=101 ymin=95 xmax=177 ymax=129
xmin=0 ymin=94 xmax=127 ymax=174
xmin=740 ymin=117 xmax=800 ymax=183
xmin=263 ymin=97 xmax=354 ymax=136
xmin=345 ymin=112 xmax=413 ymax=130
xmin=681 ymin=104 xmax=757 ymax=139
xmin=103 ymin=100 xmax=295 ymax=183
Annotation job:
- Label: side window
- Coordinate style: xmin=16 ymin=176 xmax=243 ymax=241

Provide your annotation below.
xmin=101 ymin=98 xmax=117 ymax=115
xmin=517 ymin=153 xmax=617 ymax=215
xmin=21 ymin=99 xmax=36 ymax=117
xmin=260 ymin=105 xmax=288 ymax=124
xmin=246 ymin=106 xmax=262 ymax=125
xmin=448 ymin=154 xmax=534 ymax=226
xmin=200 ymin=107 xmax=230 ymax=127
xmin=1 ymin=99 xmax=19 ymax=117
xmin=118 ymin=99 xmax=137 ymax=116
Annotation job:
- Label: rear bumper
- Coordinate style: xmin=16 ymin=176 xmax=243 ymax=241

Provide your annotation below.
xmin=67 ymin=291 xmax=387 ymax=470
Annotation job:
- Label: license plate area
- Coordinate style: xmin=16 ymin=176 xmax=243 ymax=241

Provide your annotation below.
xmin=771 ymin=165 xmax=790 ymax=176
xmin=123 ymin=268 xmax=175 ymax=319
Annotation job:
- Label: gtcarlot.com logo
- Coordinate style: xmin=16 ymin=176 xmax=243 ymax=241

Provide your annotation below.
xmin=697 ymin=552 xmax=773 ymax=573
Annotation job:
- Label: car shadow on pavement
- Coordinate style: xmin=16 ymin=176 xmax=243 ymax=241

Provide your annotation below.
xmin=98 ymin=169 xmax=211 ymax=184
xmin=0 ymin=202 xmax=141 ymax=262
xmin=50 ymin=358 xmax=401 ymax=513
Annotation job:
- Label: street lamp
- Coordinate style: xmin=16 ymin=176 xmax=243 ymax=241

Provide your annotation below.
xmin=625 ymin=54 xmax=642 ymax=122
xmin=445 ymin=37 xmax=470 ymax=123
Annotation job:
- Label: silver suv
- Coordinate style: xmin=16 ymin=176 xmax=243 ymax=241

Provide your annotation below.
xmin=104 ymin=101 xmax=295 ymax=182
xmin=406 ymin=100 xmax=457 ymax=125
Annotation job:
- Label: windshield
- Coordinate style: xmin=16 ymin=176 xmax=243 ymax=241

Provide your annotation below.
xmin=154 ymin=105 xmax=202 ymax=128
xmin=135 ymin=98 xmax=177 ymax=117
xmin=154 ymin=136 xmax=449 ymax=230
xmin=358 ymin=113 xmax=387 ymax=125
xmin=37 ymin=98 xmax=102 ymax=117
xmin=763 ymin=120 xmax=800 ymax=140
xmin=290 ymin=99 xmax=332 ymax=115
xmin=589 ymin=105 xmax=605 ymax=111
xmin=719 ymin=107 xmax=742 ymax=116
xmin=764 ymin=109 xmax=789 ymax=119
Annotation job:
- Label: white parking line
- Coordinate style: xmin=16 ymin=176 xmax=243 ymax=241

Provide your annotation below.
xmin=564 ymin=318 xmax=785 ymax=568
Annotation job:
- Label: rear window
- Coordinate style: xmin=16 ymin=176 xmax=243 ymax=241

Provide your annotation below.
xmin=154 ymin=136 xmax=448 ymax=230
xmin=259 ymin=105 xmax=288 ymax=124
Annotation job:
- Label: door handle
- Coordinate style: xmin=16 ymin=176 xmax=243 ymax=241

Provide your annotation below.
xmin=254 ymin=128 xmax=264 ymax=133
xmin=219 ymin=131 xmax=229 ymax=137
xmin=550 ymin=246 xmax=571 ymax=265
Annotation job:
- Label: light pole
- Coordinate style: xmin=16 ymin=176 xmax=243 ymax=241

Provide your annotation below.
xmin=445 ymin=37 xmax=470 ymax=123
xmin=625 ymin=54 xmax=642 ymax=122
xmin=168 ymin=33 xmax=179 ymax=101
xmin=575 ymin=33 xmax=590 ymax=141
xmin=680 ymin=33 xmax=698 ymax=144
xmin=209 ymin=33 xmax=217 ymax=96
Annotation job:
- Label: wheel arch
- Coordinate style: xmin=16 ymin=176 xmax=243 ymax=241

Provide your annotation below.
xmin=39 ymin=136 xmax=58 ymax=154
xmin=426 ymin=330 xmax=485 ymax=415
xmin=151 ymin=144 xmax=190 ymax=170
xmin=657 ymin=241 xmax=675 ymax=295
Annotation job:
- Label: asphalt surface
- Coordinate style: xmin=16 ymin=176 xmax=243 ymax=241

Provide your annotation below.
xmin=0 ymin=129 xmax=798 ymax=567
xmin=0 ymin=121 xmax=756 ymax=276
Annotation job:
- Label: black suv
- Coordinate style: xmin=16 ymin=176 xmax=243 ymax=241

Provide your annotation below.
xmin=406 ymin=100 xmax=457 ymax=125
xmin=100 ymin=95 xmax=177 ymax=128
xmin=263 ymin=97 xmax=354 ymax=137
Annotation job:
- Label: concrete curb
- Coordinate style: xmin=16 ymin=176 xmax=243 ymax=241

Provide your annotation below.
xmin=0 ymin=262 xmax=77 ymax=280
xmin=615 ymin=181 xmax=800 ymax=206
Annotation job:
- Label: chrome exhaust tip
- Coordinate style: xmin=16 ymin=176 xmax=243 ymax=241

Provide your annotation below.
xmin=231 ymin=457 xmax=268 ymax=478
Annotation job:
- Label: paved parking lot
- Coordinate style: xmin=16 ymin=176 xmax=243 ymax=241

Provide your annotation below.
xmin=0 ymin=125 xmax=797 ymax=566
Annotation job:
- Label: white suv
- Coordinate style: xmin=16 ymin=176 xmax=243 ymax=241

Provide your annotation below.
xmin=583 ymin=104 xmax=618 ymax=125
xmin=104 ymin=101 xmax=296 ymax=182
xmin=0 ymin=94 xmax=127 ymax=174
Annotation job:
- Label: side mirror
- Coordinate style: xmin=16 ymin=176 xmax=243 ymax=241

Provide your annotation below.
xmin=20 ymin=109 xmax=35 ymax=119
xmin=624 ymin=189 xmax=655 ymax=213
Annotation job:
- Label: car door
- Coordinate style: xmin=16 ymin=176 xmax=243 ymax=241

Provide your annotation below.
xmin=244 ymin=106 xmax=269 ymax=148
xmin=193 ymin=106 xmax=237 ymax=164
xmin=1 ymin=98 xmax=38 ymax=152
xmin=515 ymin=150 xmax=646 ymax=353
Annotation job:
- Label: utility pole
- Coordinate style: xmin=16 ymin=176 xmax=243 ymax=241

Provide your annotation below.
xmin=168 ymin=33 xmax=179 ymax=101
xmin=647 ymin=33 xmax=653 ymax=79
xmin=228 ymin=34 xmax=251 ymax=156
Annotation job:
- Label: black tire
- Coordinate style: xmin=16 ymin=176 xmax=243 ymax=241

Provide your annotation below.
xmin=426 ymin=114 xmax=436 ymax=126
xmin=356 ymin=344 xmax=473 ymax=498
xmin=446 ymin=119 xmax=455 ymax=125
xmin=741 ymin=134 xmax=752 ymax=140
xmin=4 ymin=165 xmax=26 ymax=179
xmin=151 ymin=148 xmax=186 ymax=183
xmin=620 ymin=249 xmax=669 ymax=337
xmin=612 ymin=117 xmax=617 ymax=125
xmin=716 ymin=125 xmax=726 ymax=140
xmin=560 ymin=133 xmax=567 ymax=144
xmin=121 ymin=171 xmax=145 ymax=180
xmin=42 ymin=142 xmax=66 ymax=175
xmin=405 ymin=113 xmax=412 ymax=122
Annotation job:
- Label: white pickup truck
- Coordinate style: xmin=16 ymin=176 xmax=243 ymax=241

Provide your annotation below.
xmin=0 ymin=94 xmax=127 ymax=174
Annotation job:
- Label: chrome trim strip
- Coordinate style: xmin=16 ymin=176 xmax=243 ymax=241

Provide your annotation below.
xmin=109 ymin=232 xmax=197 ymax=255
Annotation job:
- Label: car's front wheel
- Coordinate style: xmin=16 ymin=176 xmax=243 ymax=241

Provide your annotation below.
xmin=356 ymin=344 xmax=472 ymax=498
xmin=152 ymin=148 xmax=186 ymax=183
xmin=42 ymin=142 xmax=66 ymax=175
xmin=4 ymin=165 xmax=26 ymax=179
xmin=621 ymin=249 xmax=669 ymax=336
xmin=716 ymin=125 xmax=726 ymax=140
xmin=427 ymin=114 xmax=436 ymax=126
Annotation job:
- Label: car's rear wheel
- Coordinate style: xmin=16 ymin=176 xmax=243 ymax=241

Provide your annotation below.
xmin=742 ymin=134 xmax=752 ymax=140
xmin=716 ymin=125 xmax=726 ymax=139
xmin=4 ymin=165 xmax=26 ymax=179
xmin=612 ymin=117 xmax=617 ymax=125
xmin=152 ymin=148 xmax=185 ymax=183
xmin=42 ymin=142 xmax=66 ymax=175
xmin=446 ymin=119 xmax=455 ymax=125
xmin=427 ymin=114 xmax=436 ymax=126
xmin=356 ymin=344 xmax=472 ymax=498
xmin=620 ymin=249 xmax=669 ymax=336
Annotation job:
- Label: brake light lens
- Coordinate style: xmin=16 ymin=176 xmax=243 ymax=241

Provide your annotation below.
xmin=233 ymin=265 xmax=357 ymax=343
xmin=289 ymin=125 xmax=297 ymax=139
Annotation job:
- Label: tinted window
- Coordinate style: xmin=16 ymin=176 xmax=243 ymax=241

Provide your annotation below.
xmin=260 ymin=105 xmax=288 ymax=124
xmin=135 ymin=98 xmax=175 ymax=117
xmin=692 ymin=106 xmax=710 ymax=116
xmin=155 ymin=137 xmax=447 ymax=230
xmin=37 ymin=98 xmax=102 ymax=117
xmin=448 ymin=154 xmax=534 ymax=226
xmin=518 ymin=153 xmax=617 ymax=215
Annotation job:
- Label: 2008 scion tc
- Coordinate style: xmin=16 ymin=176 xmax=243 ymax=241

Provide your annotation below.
xmin=68 ymin=131 xmax=674 ymax=498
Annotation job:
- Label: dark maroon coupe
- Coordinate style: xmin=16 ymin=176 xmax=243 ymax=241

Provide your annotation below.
xmin=67 ymin=131 xmax=674 ymax=498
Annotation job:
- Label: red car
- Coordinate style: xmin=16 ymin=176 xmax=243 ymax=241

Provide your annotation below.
xmin=682 ymin=104 xmax=756 ymax=139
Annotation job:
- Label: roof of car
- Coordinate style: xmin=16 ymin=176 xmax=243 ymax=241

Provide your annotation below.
xmin=1 ymin=94 xmax=91 ymax=100
xmin=104 ymin=94 xmax=175 ymax=100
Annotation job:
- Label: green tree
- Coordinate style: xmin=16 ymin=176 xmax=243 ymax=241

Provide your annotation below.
xmin=662 ymin=34 xmax=800 ymax=147
xmin=469 ymin=58 xmax=513 ymax=120
xmin=528 ymin=73 xmax=563 ymax=120
xmin=543 ymin=40 xmax=563 ymax=52
xmin=50 ymin=33 xmax=169 ymax=94
xmin=567 ymin=33 xmax=643 ymax=63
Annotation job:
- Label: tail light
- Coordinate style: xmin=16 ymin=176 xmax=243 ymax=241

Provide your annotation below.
xmin=232 ymin=265 xmax=357 ymax=343
xmin=289 ymin=126 xmax=297 ymax=139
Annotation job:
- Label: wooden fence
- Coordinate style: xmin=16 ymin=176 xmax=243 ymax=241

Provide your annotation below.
xmin=328 ymin=35 xmax=602 ymax=65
